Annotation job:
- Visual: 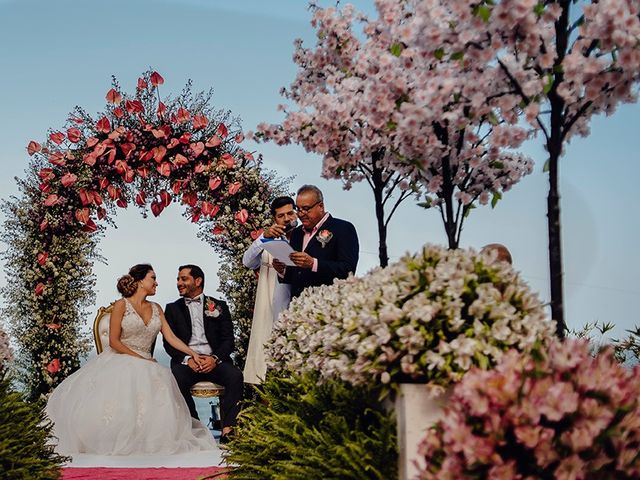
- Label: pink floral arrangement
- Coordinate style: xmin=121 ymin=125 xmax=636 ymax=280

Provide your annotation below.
xmin=417 ymin=339 xmax=640 ymax=479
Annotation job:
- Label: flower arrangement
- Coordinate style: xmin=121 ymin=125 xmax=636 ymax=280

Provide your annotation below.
xmin=0 ymin=322 xmax=12 ymax=371
xmin=417 ymin=339 xmax=640 ymax=478
xmin=1 ymin=70 xmax=289 ymax=398
xmin=268 ymin=244 xmax=555 ymax=391
xmin=204 ymin=297 xmax=221 ymax=318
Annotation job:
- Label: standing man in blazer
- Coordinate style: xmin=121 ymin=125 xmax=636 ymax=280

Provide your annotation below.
xmin=273 ymin=185 xmax=359 ymax=298
xmin=164 ymin=264 xmax=243 ymax=443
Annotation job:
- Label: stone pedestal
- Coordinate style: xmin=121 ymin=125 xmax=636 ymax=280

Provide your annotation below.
xmin=396 ymin=384 xmax=449 ymax=480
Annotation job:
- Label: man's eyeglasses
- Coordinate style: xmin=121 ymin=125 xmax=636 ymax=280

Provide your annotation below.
xmin=295 ymin=200 xmax=321 ymax=214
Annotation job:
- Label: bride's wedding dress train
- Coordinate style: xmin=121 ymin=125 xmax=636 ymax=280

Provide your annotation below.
xmin=46 ymin=300 xmax=217 ymax=456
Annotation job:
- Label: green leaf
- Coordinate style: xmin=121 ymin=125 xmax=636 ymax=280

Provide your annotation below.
xmin=543 ymin=73 xmax=554 ymax=95
xmin=476 ymin=5 xmax=491 ymax=22
xmin=390 ymin=42 xmax=403 ymax=57
xmin=487 ymin=111 xmax=499 ymax=126
xmin=451 ymin=51 xmax=464 ymax=61
xmin=463 ymin=203 xmax=476 ymax=218
xmin=418 ymin=198 xmax=433 ymax=209
xmin=491 ymin=191 xmax=502 ymax=208
xmin=534 ymin=2 xmax=545 ymax=17
xmin=434 ymin=48 xmax=445 ymax=60
xmin=386 ymin=120 xmax=397 ymax=131
xmin=543 ymin=159 xmax=550 ymax=172
xmin=490 ymin=160 xmax=504 ymax=169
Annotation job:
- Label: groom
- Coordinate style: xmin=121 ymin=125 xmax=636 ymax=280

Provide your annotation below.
xmin=164 ymin=264 xmax=243 ymax=442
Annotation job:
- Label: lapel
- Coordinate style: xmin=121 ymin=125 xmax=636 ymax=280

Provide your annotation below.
xmin=177 ymin=298 xmax=192 ymax=333
xmin=305 ymin=215 xmax=333 ymax=253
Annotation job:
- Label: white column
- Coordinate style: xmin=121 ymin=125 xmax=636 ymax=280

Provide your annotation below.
xmin=396 ymin=384 xmax=449 ymax=480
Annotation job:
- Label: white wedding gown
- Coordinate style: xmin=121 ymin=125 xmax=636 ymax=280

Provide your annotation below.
xmin=46 ymin=300 xmax=218 ymax=457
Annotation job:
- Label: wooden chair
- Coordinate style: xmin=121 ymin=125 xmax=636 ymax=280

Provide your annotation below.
xmin=92 ymin=304 xmax=225 ymax=427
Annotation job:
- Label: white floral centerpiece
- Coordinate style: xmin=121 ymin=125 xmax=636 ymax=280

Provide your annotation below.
xmin=268 ymin=244 xmax=556 ymax=391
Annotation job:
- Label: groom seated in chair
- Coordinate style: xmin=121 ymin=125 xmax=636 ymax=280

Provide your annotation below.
xmin=164 ymin=264 xmax=243 ymax=443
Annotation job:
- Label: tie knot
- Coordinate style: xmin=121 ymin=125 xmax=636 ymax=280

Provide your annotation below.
xmin=185 ymin=297 xmax=201 ymax=305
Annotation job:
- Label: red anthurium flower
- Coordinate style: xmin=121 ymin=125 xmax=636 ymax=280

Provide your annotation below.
xmin=178 ymin=132 xmax=191 ymax=144
xmin=140 ymin=150 xmax=154 ymax=162
xmin=124 ymin=100 xmax=144 ymax=114
xmin=35 ymin=282 xmax=46 ymax=296
xmin=182 ymin=192 xmax=198 ymax=207
xmin=152 ymin=128 xmax=167 ymax=139
xmin=116 ymin=198 xmax=128 ymax=208
xmin=69 ymin=116 xmax=84 ymax=124
xmin=201 ymin=202 xmax=216 ymax=216
xmin=39 ymin=182 xmax=51 ymax=193
xmin=113 ymin=107 xmax=124 ymax=119
xmin=83 ymin=152 xmax=97 ymax=166
xmin=97 ymin=207 xmax=107 ymax=220
xmin=107 ymin=185 xmax=119 ymax=200
xmin=67 ymin=128 xmax=82 ymax=143
xmin=124 ymin=169 xmax=135 ymax=183
xmin=191 ymin=209 xmax=201 ymax=223
xmin=92 ymin=191 xmax=103 ymax=206
xmin=212 ymin=225 xmax=224 ymax=235
xmin=160 ymin=190 xmax=172 ymax=207
xmin=221 ymin=153 xmax=236 ymax=168
xmin=173 ymin=153 xmax=189 ymax=166
xmin=114 ymin=159 xmax=128 ymax=175
xmin=105 ymin=148 xmax=116 ymax=165
xmin=166 ymin=138 xmax=180 ymax=149
xmin=37 ymin=252 xmax=48 ymax=266
xmin=208 ymin=176 xmax=222 ymax=191
xmin=244 ymin=151 xmax=255 ymax=161
xmin=137 ymin=77 xmax=147 ymax=90
xmin=99 ymin=178 xmax=110 ymax=190
xmin=38 ymin=168 xmax=54 ymax=180
xmin=120 ymin=142 xmax=136 ymax=159
xmin=45 ymin=323 xmax=61 ymax=330
xmin=228 ymin=181 xmax=241 ymax=195
xmin=172 ymin=181 xmax=183 ymax=194
xmin=82 ymin=218 xmax=98 ymax=233
xmin=48 ymin=152 xmax=66 ymax=166
xmin=105 ymin=88 xmax=122 ymax=104
xmin=152 ymin=145 xmax=167 ymax=163
xmin=137 ymin=166 xmax=149 ymax=178
xmin=60 ymin=173 xmax=78 ymax=188
xmin=217 ymin=123 xmax=228 ymax=138
xmin=192 ymin=115 xmax=208 ymax=130
xmin=175 ymin=107 xmax=191 ymax=124
xmin=234 ymin=209 xmax=249 ymax=224
xmin=75 ymin=208 xmax=91 ymax=224
xmin=205 ymin=135 xmax=222 ymax=148
xmin=43 ymin=194 xmax=59 ymax=207
xmin=194 ymin=163 xmax=206 ymax=174
xmin=86 ymin=137 xmax=99 ymax=148
xmin=150 ymin=201 xmax=164 ymax=217
xmin=250 ymin=229 xmax=264 ymax=240
xmin=96 ymin=116 xmax=111 ymax=134
xmin=150 ymin=71 xmax=164 ymax=86
xmin=39 ymin=219 xmax=49 ymax=231
xmin=157 ymin=162 xmax=172 ymax=177
xmin=46 ymin=358 xmax=61 ymax=374
xmin=27 ymin=141 xmax=42 ymax=156
xmin=135 ymin=191 xmax=146 ymax=206
xmin=235 ymin=133 xmax=244 ymax=143
xmin=49 ymin=131 xmax=65 ymax=145
xmin=190 ymin=142 xmax=205 ymax=158
xmin=157 ymin=102 xmax=167 ymax=117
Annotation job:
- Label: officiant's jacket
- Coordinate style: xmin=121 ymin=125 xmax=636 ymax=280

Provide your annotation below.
xmin=163 ymin=297 xmax=235 ymax=365
xmin=283 ymin=214 xmax=359 ymax=298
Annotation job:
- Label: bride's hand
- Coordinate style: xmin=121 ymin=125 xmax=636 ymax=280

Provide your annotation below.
xmin=192 ymin=353 xmax=206 ymax=368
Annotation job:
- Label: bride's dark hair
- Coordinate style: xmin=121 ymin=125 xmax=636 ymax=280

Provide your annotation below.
xmin=116 ymin=264 xmax=154 ymax=298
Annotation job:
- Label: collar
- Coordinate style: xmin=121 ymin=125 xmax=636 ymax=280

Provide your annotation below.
xmin=304 ymin=212 xmax=330 ymax=235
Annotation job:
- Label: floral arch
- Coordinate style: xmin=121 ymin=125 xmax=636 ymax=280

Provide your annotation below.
xmin=1 ymin=71 xmax=289 ymax=399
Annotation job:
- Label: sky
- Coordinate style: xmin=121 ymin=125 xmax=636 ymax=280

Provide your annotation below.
xmin=0 ymin=0 xmax=638 ymax=361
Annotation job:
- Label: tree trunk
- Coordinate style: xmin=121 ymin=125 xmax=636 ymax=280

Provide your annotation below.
xmin=371 ymin=152 xmax=389 ymax=267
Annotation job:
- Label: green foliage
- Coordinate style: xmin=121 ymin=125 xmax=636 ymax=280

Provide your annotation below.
xmin=0 ymin=371 xmax=67 ymax=479
xmin=570 ymin=321 xmax=640 ymax=365
xmin=222 ymin=373 xmax=398 ymax=480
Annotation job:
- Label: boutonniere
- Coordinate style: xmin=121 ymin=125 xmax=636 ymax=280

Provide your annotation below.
xmin=204 ymin=298 xmax=221 ymax=318
xmin=316 ymin=229 xmax=333 ymax=248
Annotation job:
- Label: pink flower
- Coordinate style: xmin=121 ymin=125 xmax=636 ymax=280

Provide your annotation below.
xmin=150 ymin=71 xmax=164 ymax=86
xmin=209 ymin=177 xmax=222 ymax=191
xmin=46 ymin=358 xmax=61 ymax=374
xmin=228 ymin=181 xmax=241 ymax=195
xmin=43 ymin=194 xmax=59 ymax=207
xmin=60 ymin=172 xmax=78 ymax=188
xmin=27 ymin=141 xmax=41 ymax=156
xmin=234 ymin=209 xmax=249 ymax=224
xmin=49 ymin=131 xmax=65 ymax=145
xmin=105 ymin=88 xmax=122 ymax=105
xmin=34 ymin=282 xmax=45 ymax=296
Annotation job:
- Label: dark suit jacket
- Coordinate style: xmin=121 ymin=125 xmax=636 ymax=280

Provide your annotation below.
xmin=163 ymin=296 xmax=235 ymax=365
xmin=283 ymin=215 xmax=359 ymax=298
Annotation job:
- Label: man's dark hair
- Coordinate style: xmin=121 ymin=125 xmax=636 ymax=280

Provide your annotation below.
xmin=179 ymin=264 xmax=205 ymax=287
xmin=270 ymin=196 xmax=295 ymax=216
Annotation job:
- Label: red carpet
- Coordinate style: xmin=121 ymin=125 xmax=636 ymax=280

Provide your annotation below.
xmin=62 ymin=466 xmax=227 ymax=479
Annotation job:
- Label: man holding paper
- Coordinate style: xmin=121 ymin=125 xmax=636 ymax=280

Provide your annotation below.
xmin=241 ymin=196 xmax=297 ymax=384
xmin=273 ymin=185 xmax=359 ymax=299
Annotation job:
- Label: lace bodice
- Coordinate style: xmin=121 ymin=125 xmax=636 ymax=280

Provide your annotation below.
xmin=118 ymin=299 xmax=161 ymax=358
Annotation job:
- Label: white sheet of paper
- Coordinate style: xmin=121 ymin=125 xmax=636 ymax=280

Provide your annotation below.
xmin=261 ymin=238 xmax=297 ymax=266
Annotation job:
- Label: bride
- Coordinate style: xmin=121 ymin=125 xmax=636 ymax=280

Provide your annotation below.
xmin=45 ymin=264 xmax=218 ymax=456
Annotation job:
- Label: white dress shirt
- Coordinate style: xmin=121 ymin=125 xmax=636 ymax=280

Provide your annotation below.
xmin=182 ymin=293 xmax=213 ymax=364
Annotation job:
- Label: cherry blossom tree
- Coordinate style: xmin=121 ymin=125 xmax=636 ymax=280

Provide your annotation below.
xmin=254 ymin=3 xmax=534 ymax=264
xmin=377 ymin=0 xmax=640 ymax=335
